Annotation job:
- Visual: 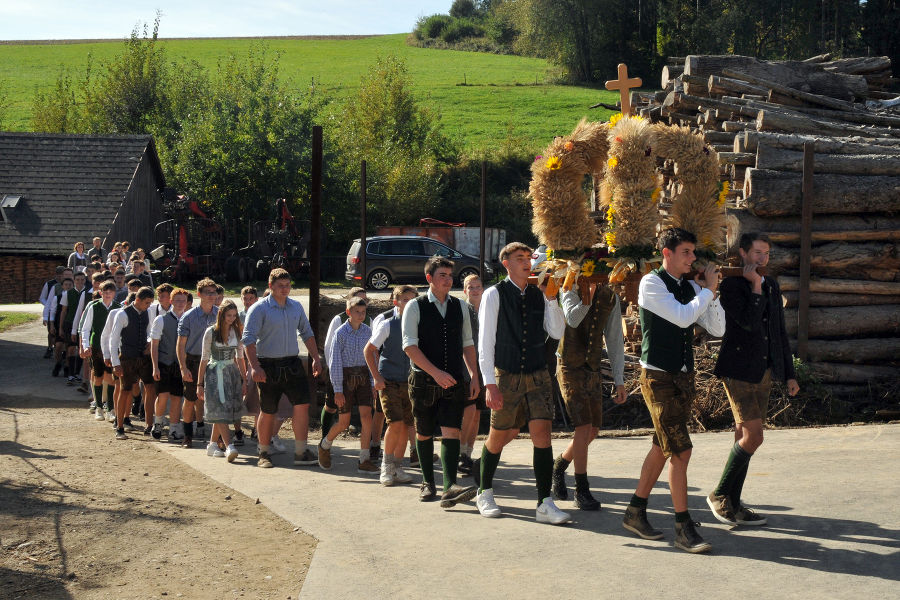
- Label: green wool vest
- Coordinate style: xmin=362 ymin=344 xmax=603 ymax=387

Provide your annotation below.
xmin=494 ymin=278 xmax=547 ymax=374
xmin=88 ymin=300 xmax=121 ymax=349
xmin=62 ymin=288 xmax=81 ymax=326
xmin=558 ymin=285 xmax=617 ymax=371
xmin=639 ymin=268 xmax=696 ymax=373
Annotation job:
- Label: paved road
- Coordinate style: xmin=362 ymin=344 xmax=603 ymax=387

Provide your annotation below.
xmin=2 ymin=320 xmax=898 ymax=599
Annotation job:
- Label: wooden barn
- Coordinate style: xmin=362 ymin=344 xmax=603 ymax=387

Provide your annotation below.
xmin=0 ymin=132 xmax=166 ymax=302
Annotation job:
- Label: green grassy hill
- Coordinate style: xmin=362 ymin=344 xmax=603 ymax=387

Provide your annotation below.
xmin=0 ymin=33 xmax=619 ymax=153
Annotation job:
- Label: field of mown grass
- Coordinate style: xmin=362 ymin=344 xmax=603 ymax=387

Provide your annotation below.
xmin=0 ymin=33 xmax=621 ymax=153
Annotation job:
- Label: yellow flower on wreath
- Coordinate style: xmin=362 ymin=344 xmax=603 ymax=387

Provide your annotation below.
xmin=605 ymin=231 xmax=617 ymax=251
xmin=581 ymin=259 xmax=596 ymax=278
xmin=546 ymin=156 xmax=562 ymax=171
xmin=607 ymin=157 xmax=618 ymax=168
xmin=717 ymin=181 xmax=730 ymax=206
xmin=609 ymin=113 xmax=623 ymax=127
xmin=650 ymin=187 xmax=661 ymax=203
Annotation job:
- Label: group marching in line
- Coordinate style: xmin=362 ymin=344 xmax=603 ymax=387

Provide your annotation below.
xmin=38 ymin=228 xmax=798 ymax=553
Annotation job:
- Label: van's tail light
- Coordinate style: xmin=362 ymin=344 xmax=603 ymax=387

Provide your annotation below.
xmin=350 ymin=257 xmax=360 ymax=264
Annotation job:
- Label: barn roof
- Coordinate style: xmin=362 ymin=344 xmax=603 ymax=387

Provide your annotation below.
xmin=0 ymin=132 xmax=165 ymax=256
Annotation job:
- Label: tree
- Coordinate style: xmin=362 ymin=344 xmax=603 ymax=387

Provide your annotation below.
xmin=450 ymin=0 xmax=478 ymax=18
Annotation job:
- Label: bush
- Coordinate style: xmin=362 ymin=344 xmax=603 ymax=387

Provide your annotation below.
xmin=440 ymin=18 xmax=484 ymax=43
xmin=416 ymin=14 xmax=453 ymax=39
xmin=449 ymin=0 xmax=477 ymax=19
xmin=484 ymin=14 xmax=517 ymax=46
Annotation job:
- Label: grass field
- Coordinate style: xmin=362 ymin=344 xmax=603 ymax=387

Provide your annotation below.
xmin=0 ymin=33 xmax=620 ymax=153
xmin=0 ymin=312 xmax=40 ymax=333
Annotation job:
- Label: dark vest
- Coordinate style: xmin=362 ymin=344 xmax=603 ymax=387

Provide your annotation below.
xmin=62 ymin=288 xmax=81 ymax=325
xmin=120 ymin=305 xmax=149 ymax=359
xmin=377 ymin=309 xmax=410 ymax=382
xmin=157 ymin=311 xmax=180 ymax=366
xmin=88 ymin=300 xmax=120 ymax=349
xmin=494 ymin=278 xmax=547 ymax=374
xmin=414 ymin=295 xmax=464 ymax=381
xmin=558 ymin=286 xmax=617 ymax=371
xmin=640 ymin=268 xmax=696 ymax=373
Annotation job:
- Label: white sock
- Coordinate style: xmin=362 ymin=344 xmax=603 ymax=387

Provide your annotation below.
xmin=461 ymin=444 xmax=471 ymax=457
xmin=154 ymin=416 xmax=164 ymax=425
xmin=321 ymin=438 xmax=333 ymax=450
xmin=295 ymin=440 xmax=306 ymax=454
xmin=359 ymin=448 xmax=370 ymax=463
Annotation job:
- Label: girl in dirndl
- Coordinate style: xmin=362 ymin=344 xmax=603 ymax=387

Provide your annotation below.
xmin=197 ymin=300 xmax=246 ymax=463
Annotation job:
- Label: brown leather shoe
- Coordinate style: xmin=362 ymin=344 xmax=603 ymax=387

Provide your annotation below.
xmin=318 ymin=442 xmax=332 ymax=470
xmin=357 ymin=459 xmax=379 ymax=474
xmin=181 ymin=436 xmax=192 ymax=449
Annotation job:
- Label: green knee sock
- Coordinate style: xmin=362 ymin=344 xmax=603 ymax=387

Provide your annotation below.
xmin=320 ymin=406 xmax=334 ymax=435
xmin=441 ymin=439 xmax=460 ymax=491
xmin=730 ymin=460 xmax=750 ymax=508
xmin=533 ymin=446 xmax=554 ymax=504
xmin=416 ymin=438 xmax=435 ymax=485
xmin=714 ymin=441 xmax=753 ymax=498
xmin=104 ymin=385 xmax=115 ymax=411
xmin=479 ymin=446 xmax=501 ymax=492
xmin=93 ymin=385 xmax=103 ymax=405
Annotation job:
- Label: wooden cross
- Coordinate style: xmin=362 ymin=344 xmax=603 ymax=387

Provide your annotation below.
xmin=605 ymin=63 xmax=643 ymax=116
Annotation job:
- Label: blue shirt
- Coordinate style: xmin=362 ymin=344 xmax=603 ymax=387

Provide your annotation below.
xmin=178 ymin=305 xmax=219 ymax=355
xmin=241 ymin=295 xmax=315 ymax=358
xmin=328 ymin=321 xmax=372 ymax=393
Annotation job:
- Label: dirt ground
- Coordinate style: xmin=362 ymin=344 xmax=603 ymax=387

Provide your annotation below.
xmin=0 ymin=395 xmax=315 ymax=600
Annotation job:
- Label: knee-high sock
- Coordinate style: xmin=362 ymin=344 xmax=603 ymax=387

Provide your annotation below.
xmin=714 ymin=441 xmax=753 ymax=498
xmin=730 ymin=460 xmax=750 ymax=508
xmin=534 ymin=446 xmax=553 ymax=503
xmin=416 ymin=438 xmax=435 ymax=485
xmin=104 ymin=385 xmax=115 ymax=411
xmin=320 ymin=405 xmax=334 ymax=435
xmin=440 ymin=439 xmax=460 ymax=491
xmin=479 ymin=446 xmax=501 ymax=492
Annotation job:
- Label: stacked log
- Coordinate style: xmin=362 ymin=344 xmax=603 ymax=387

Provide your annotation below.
xmin=625 ymin=54 xmax=900 ymax=392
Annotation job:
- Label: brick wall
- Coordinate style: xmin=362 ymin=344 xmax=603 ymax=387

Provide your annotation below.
xmin=0 ymin=255 xmax=66 ymax=303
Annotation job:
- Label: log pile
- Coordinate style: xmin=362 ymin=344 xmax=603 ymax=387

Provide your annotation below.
xmin=632 ymin=54 xmax=900 ymax=393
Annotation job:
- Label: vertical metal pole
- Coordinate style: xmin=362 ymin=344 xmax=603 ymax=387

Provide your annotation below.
xmin=479 ymin=161 xmax=487 ymax=279
xmin=309 ymin=125 xmax=323 ymax=396
xmin=360 ymin=160 xmax=367 ymax=287
xmin=797 ymin=142 xmax=814 ymax=361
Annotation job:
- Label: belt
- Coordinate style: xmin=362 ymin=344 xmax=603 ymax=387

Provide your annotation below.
xmin=259 ymin=356 xmax=298 ymax=366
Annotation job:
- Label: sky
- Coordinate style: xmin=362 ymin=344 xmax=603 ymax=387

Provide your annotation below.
xmin=0 ymin=1 xmax=453 ymax=40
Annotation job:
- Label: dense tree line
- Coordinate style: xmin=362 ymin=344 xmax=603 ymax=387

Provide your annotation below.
xmin=31 ymin=20 xmax=536 ymax=256
xmin=413 ymin=0 xmax=900 ymax=83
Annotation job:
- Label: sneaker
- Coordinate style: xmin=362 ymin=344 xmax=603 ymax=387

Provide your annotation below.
xmin=293 ymin=448 xmax=318 ymax=466
xmin=551 ymin=457 xmax=568 ymax=501
xmin=419 ymin=481 xmax=437 ymax=502
xmin=409 ymin=448 xmax=420 ymax=468
xmin=143 ymin=424 xmax=153 ymax=436
xmin=476 ymin=488 xmax=502 ymax=518
xmin=168 ymin=428 xmax=184 ymax=443
xmin=380 ymin=459 xmax=395 ymax=486
xmin=131 ymin=398 xmax=141 ymax=417
xmin=66 ymin=375 xmax=75 ymax=386
xmin=123 ymin=418 xmax=137 ymax=432
xmin=574 ymin=488 xmax=601 ymax=511
xmin=151 ymin=422 xmax=162 ymax=440
xmin=734 ymin=505 xmax=767 ymax=526
xmin=115 ymin=428 xmax=127 ymax=440
xmin=270 ymin=435 xmax=286 ymax=455
xmin=89 ymin=400 xmax=97 ymax=411
xmin=74 ymin=374 xmax=82 ymax=382
xmin=249 ymin=427 xmax=257 ymax=441
xmin=706 ymin=492 xmax=737 ymax=525
xmin=440 ymin=484 xmax=477 ymax=509
xmin=226 ymin=444 xmax=239 ymax=463
xmin=95 ymin=407 xmax=105 ymax=421
xmin=258 ymin=451 xmax=274 ymax=468
xmin=393 ymin=464 xmax=413 ymax=484
xmin=317 ymin=442 xmax=332 ymax=470
xmin=207 ymin=441 xmax=225 ymax=457
xmin=106 ymin=411 xmax=116 ymax=423
xmin=357 ymin=459 xmax=379 ymax=474
xmin=458 ymin=454 xmax=473 ymax=476
xmin=233 ymin=429 xmax=244 ymax=446
xmin=536 ymin=498 xmax=572 ymax=525
xmin=674 ymin=520 xmax=712 ymax=553
xmin=622 ymin=505 xmax=664 ymax=540
xmin=77 ymin=382 xmax=90 ymax=394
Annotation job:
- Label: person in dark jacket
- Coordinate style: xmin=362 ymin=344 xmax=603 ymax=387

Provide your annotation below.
xmin=709 ymin=232 xmax=799 ymax=528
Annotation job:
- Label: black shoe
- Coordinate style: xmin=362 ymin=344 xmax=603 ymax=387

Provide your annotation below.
xmin=249 ymin=427 xmax=258 ymax=441
xmin=419 ymin=481 xmax=437 ymax=502
xmin=139 ymin=407 xmax=146 ymax=420
xmin=574 ymin=488 xmax=601 ymax=511
xmin=151 ymin=422 xmax=162 ymax=440
xmin=370 ymin=446 xmax=381 ymax=463
xmin=143 ymin=424 xmax=153 ymax=436
xmin=674 ymin=520 xmax=712 ymax=553
xmin=234 ymin=429 xmax=244 ymax=446
xmin=471 ymin=457 xmax=481 ymax=489
xmin=551 ymin=457 xmax=568 ymax=501
xmin=43 ymin=347 xmax=52 ymax=359
xmin=131 ymin=399 xmax=141 ymax=417
xmin=458 ymin=454 xmax=473 ymax=476
xmin=440 ymin=484 xmax=477 ymax=509
xmin=622 ymin=505 xmax=664 ymax=540
xmin=123 ymin=418 xmax=137 ymax=432
xmin=181 ymin=435 xmax=193 ymax=448
xmin=52 ymin=362 xmax=62 ymax=377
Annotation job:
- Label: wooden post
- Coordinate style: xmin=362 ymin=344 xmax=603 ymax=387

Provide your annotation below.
xmin=360 ymin=160 xmax=367 ymax=287
xmin=309 ymin=125 xmax=323 ymax=395
xmin=480 ymin=160 xmax=486 ymax=280
xmin=796 ymin=142 xmax=814 ymax=360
